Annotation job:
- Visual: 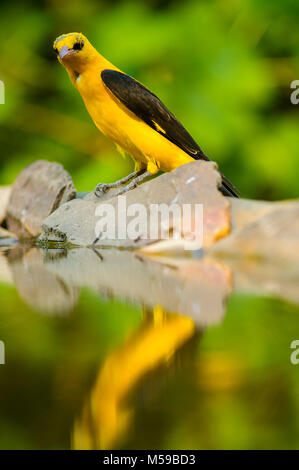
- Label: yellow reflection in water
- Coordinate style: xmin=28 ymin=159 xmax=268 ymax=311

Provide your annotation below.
xmin=72 ymin=306 xmax=195 ymax=449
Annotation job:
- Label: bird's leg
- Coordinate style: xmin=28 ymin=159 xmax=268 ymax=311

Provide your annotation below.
xmin=114 ymin=171 xmax=152 ymax=196
xmin=94 ymin=170 xmax=145 ymax=197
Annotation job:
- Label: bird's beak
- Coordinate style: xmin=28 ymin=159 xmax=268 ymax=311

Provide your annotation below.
xmin=59 ymin=45 xmax=72 ymax=60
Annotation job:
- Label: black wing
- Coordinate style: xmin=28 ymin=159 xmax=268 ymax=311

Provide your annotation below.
xmin=101 ymin=69 xmax=239 ymax=197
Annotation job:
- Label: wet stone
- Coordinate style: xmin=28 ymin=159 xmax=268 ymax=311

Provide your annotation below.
xmin=6 ymin=160 xmax=76 ymax=239
xmin=41 ymin=160 xmax=231 ymax=249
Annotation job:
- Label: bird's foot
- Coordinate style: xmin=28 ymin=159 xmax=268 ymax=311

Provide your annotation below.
xmin=94 ymin=171 xmax=143 ymax=198
xmin=114 ymin=180 xmax=138 ymax=197
xmin=114 ymin=170 xmax=152 ymax=196
xmin=94 ymin=170 xmax=152 ymax=198
xmin=94 ymin=182 xmax=119 ymax=197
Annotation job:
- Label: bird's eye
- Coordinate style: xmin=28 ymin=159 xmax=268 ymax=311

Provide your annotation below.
xmin=73 ymin=40 xmax=84 ymax=51
xmin=54 ymin=47 xmax=59 ymax=55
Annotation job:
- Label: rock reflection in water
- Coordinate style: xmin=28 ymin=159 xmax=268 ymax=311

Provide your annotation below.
xmin=1 ymin=244 xmax=299 ymax=449
xmin=5 ymin=247 xmax=79 ymax=315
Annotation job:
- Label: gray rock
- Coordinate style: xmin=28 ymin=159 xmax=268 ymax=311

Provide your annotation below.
xmin=211 ymin=199 xmax=299 ymax=262
xmin=40 ymin=160 xmax=231 ymax=249
xmin=7 ymin=160 xmax=76 ymax=238
xmin=0 ymin=185 xmax=11 ymax=225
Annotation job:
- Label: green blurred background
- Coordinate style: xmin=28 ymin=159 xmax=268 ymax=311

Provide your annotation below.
xmin=1 ymin=0 xmax=299 ymax=451
xmin=0 ymin=0 xmax=298 ymax=199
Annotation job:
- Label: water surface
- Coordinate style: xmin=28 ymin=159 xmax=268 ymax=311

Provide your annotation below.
xmin=0 ymin=245 xmax=299 ymax=449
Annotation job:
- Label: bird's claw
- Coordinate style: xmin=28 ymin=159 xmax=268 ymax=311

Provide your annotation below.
xmin=114 ymin=181 xmax=137 ymax=197
xmin=95 ymin=178 xmax=140 ymax=198
xmin=94 ymin=183 xmax=112 ymax=197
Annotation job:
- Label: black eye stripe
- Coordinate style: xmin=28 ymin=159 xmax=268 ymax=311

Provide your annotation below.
xmin=54 ymin=47 xmax=59 ymax=55
xmin=73 ymin=40 xmax=84 ymax=51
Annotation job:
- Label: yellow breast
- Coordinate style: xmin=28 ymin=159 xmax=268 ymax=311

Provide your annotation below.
xmin=76 ymin=66 xmax=194 ymax=174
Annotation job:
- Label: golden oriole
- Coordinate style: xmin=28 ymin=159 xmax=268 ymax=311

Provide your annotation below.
xmin=53 ymin=32 xmax=239 ymax=197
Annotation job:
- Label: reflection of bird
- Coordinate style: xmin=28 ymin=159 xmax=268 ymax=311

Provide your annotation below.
xmin=54 ymin=33 xmax=239 ymax=198
xmin=73 ymin=306 xmax=195 ymax=450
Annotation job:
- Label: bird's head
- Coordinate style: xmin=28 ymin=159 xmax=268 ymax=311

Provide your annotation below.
xmin=53 ymin=32 xmax=97 ymax=72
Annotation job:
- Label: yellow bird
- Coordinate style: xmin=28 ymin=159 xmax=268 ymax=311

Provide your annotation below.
xmin=53 ymin=32 xmax=239 ymax=197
